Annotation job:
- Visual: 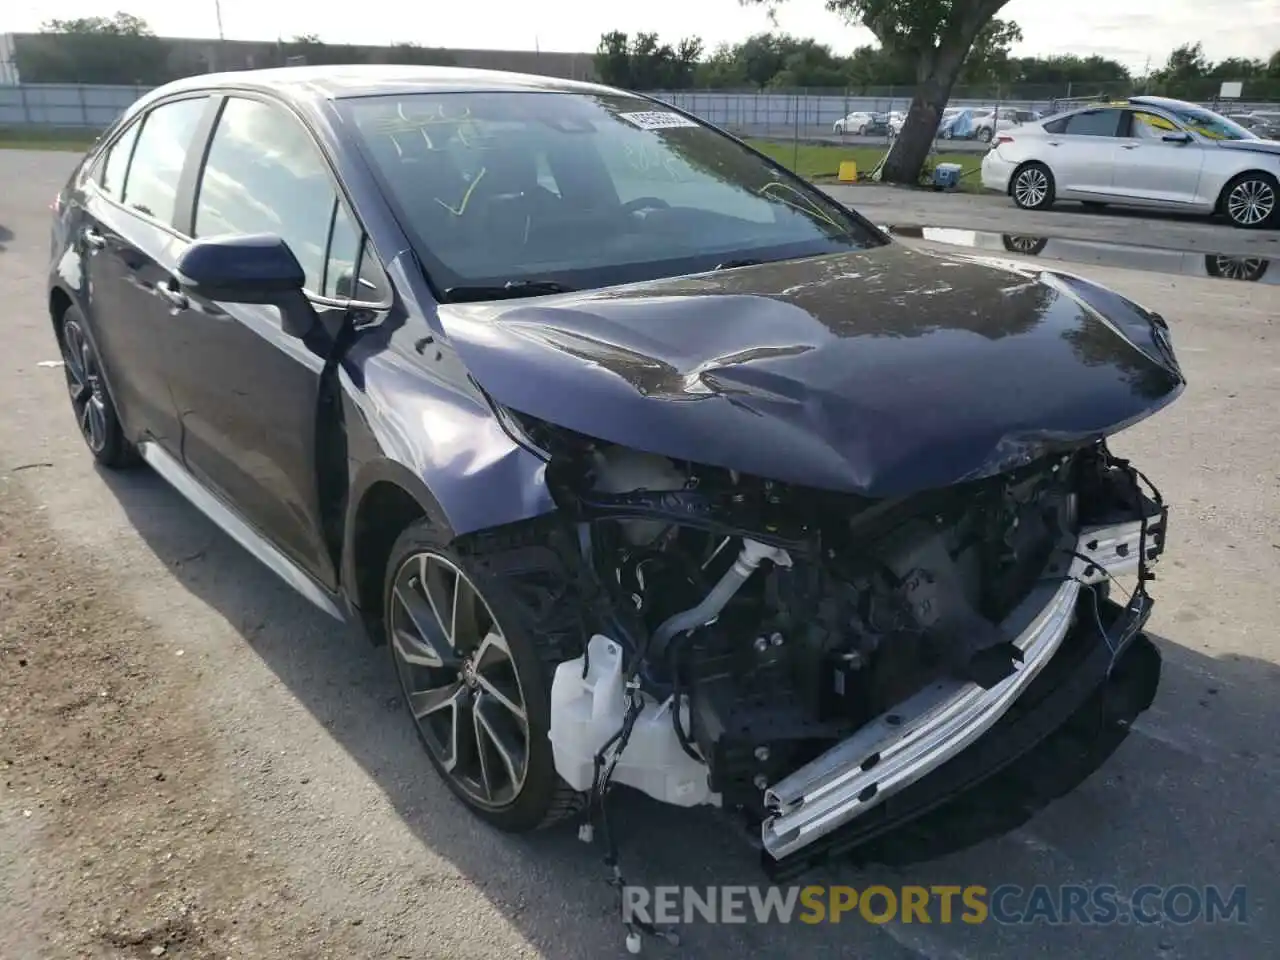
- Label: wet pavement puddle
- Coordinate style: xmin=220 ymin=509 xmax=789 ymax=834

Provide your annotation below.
xmin=884 ymin=225 xmax=1277 ymax=286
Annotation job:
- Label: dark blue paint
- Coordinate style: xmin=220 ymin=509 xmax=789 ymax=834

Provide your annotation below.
xmin=176 ymin=233 xmax=306 ymax=301
xmin=439 ymin=243 xmax=1183 ymax=499
xmin=47 ymin=65 xmax=1185 ymax=634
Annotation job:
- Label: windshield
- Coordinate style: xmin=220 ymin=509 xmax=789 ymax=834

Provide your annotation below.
xmin=1163 ymin=104 xmax=1257 ymax=141
xmin=339 ymin=91 xmax=885 ymax=295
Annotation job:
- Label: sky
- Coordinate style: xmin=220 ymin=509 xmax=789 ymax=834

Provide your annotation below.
xmin=5 ymin=0 xmax=1279 ymax=77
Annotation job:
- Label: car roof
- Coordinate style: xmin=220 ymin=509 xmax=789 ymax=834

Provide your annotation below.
xmin=139 ymin=63 xmax=621 ymax=106
xmin=1126 ymin=95 xmax=1203 ymax=112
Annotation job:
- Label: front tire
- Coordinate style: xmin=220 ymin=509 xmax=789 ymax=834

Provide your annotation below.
xmin=1221 ymin=172 xmax=1278 ymax=229
xmin=58 ymin=306 xmax=137 ymax=469
xmin=384 ymin=519 xmax=583 ymax=833
xmin=1011 ymin=162 xmax=1055 ymax=211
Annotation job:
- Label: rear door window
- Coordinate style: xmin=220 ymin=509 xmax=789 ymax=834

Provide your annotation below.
xmin=98 ymin=120 xmax=141 ymax=198
xmin=121 ymin=97 xmax=210 ymax=224
xmin=1061 ymin=109 xmax=1123 ymax=137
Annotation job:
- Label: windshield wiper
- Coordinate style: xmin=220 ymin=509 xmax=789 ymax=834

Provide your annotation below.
xmin=442 ymin=279 xmax=576 ymax=303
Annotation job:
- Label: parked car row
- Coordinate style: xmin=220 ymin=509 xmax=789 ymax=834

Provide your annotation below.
xmin=831 ymin=110 xmax=896 ymax=136
xmin=832 ymin=102 xmax=1280 ymax=150
xmin=981 ymin=95 xmax=1280 ymax=228
xmin=833 ymin=105 xmax=1044 ymax=143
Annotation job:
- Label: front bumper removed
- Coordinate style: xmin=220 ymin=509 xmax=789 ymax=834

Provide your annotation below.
xmin=760 ymin=513 xmax=1164 ymax=875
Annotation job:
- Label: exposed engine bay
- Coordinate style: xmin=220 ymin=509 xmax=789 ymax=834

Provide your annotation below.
xmin=521 ymin=415 xmax=1168 ymax=876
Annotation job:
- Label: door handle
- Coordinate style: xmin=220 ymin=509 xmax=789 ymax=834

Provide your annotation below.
xmin=83 ymin=228 xmax=107 ymax=250
xmin=1121 ymin=143 xmax=1140 ymax=150
xmin=157 ymin=282 xmax=188 ymax=310
xmin=1046 ymin=140 xmax=1061 ymax=146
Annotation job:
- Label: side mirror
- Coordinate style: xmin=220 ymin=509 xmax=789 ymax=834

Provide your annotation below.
xmin=1161 ymin=131 xmax=1193 ymax=144
xmin=176 ymin=233 xmax=317 ymax=338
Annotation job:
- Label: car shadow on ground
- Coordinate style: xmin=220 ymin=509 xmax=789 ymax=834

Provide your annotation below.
xmin=0 ymin=224 xmax=14 ymax=253
xmin=99 ymin=466 xmax=1278 ymax=959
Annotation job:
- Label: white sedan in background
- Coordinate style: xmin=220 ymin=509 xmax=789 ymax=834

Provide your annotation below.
xmin=981 ymin=95 xmax=1280 ymax=228
xmin=832 ymin=111 xmax=877 ymax=135
xmin=971 ymin=107 xmax=1041 ymax=143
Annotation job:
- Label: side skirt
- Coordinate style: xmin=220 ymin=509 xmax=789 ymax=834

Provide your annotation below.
xmin=137 ymin=440 xmax=347 ymax=622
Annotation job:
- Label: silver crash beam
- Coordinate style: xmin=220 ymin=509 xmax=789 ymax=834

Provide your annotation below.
xmin=760 ymin=515 xmax=1161 ymax=861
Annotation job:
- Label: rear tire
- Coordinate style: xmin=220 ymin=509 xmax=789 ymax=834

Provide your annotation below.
xmin=383 ymin=518 xmax=585 ymax=833
xmin=57 ymin=306 xmax=138 ymax=469
xmin=1220 ymin=172 xmax=1278 ymax=229
xmin=1011 ymin=162 xmax=1055 ymax=211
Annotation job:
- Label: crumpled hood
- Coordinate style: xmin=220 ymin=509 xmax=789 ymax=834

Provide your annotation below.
xmin=438 ymin=243 xmax=1184 ymax=498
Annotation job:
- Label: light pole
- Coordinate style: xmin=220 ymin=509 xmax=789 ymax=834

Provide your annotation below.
xmin=214 ymin=0 xmax=225 ymax=40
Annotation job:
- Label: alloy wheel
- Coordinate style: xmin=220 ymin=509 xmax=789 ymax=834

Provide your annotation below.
xmin=389 ymin=551 xmax=530 ymax=809
xmin=1208 ymin=255 xmax=1268 ymax=282
xmin=60 ymin=319 xmax=109 ymax=454
xmin=1014 ymin=167 xmax=1049 ymax=208
xmin=1226 ymin=178 xmax=1276 ymax=227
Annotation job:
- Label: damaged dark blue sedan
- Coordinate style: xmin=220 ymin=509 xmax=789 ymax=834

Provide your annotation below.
xmin=48 ymin=65 xmax=1181 ymax=889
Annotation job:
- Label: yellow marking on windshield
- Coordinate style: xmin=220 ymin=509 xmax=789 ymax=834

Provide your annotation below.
xmin=1136 ymin=112 xmax=1176 ymax=131
xmin=435 ymin=167 xmax=486 ymax=217
xmin=758 ymin=182 xmax=842 ymax=229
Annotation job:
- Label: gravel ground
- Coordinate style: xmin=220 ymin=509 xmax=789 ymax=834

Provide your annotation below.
xmin=2 ymin=148 xmax=1279 ymax=959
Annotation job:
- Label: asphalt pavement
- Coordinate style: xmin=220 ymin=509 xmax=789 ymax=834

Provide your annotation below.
xmin=2 ymin=148 xmax=1278 ymax=958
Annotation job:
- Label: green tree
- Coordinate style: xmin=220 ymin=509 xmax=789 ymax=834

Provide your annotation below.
xmin=737 ymin=33 xmax=790 ymax=88
xmin=593 ymin=32 xmax=704 ymax=89
xmin=743 ymin=0 xmax=1015 ymax=185
xmin=769 ymin=38 xmax=851 ymax=87
xmin=696 ymin=43 xmax=749 ymax=87
xmin=957 ymin=18 xmax=1022 ymax=87
xmin=845 ymin=44 xmax=914 ymax=87
xmin=1162 ymin=42 xmax=1210 ymax=82
xmin=15 ymin=11 xmax=172 ymax=84
xmin=595 ymin=31 xmax=633 ymax=87
xmin=1206 ymin=57 xmax=1265 ymax=79
xmin=43 ymin=12 xmax=154 ymax=36
xmin=1012 ymin=54 xmax=1130 ymax=87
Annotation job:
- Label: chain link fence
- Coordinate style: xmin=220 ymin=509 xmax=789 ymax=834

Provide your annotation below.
xmin=649 ymin=85 xmax=1279 ymax=144
xmin=2 ymin=78 xmax=1277 ymax=153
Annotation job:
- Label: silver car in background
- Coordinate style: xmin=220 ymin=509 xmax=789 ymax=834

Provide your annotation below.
xmin=981 ymin=96 xmax=1280 ymax=228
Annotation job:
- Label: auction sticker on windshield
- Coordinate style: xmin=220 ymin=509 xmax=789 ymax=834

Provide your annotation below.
xmin=618 ymin=111 xmax=701 ymax=130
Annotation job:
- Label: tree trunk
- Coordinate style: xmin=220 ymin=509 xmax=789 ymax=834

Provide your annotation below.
xmin=878 ymin=77 xmax=954 ymax=185
xmin=874 ymin=0 xmax=1008 ymax=186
